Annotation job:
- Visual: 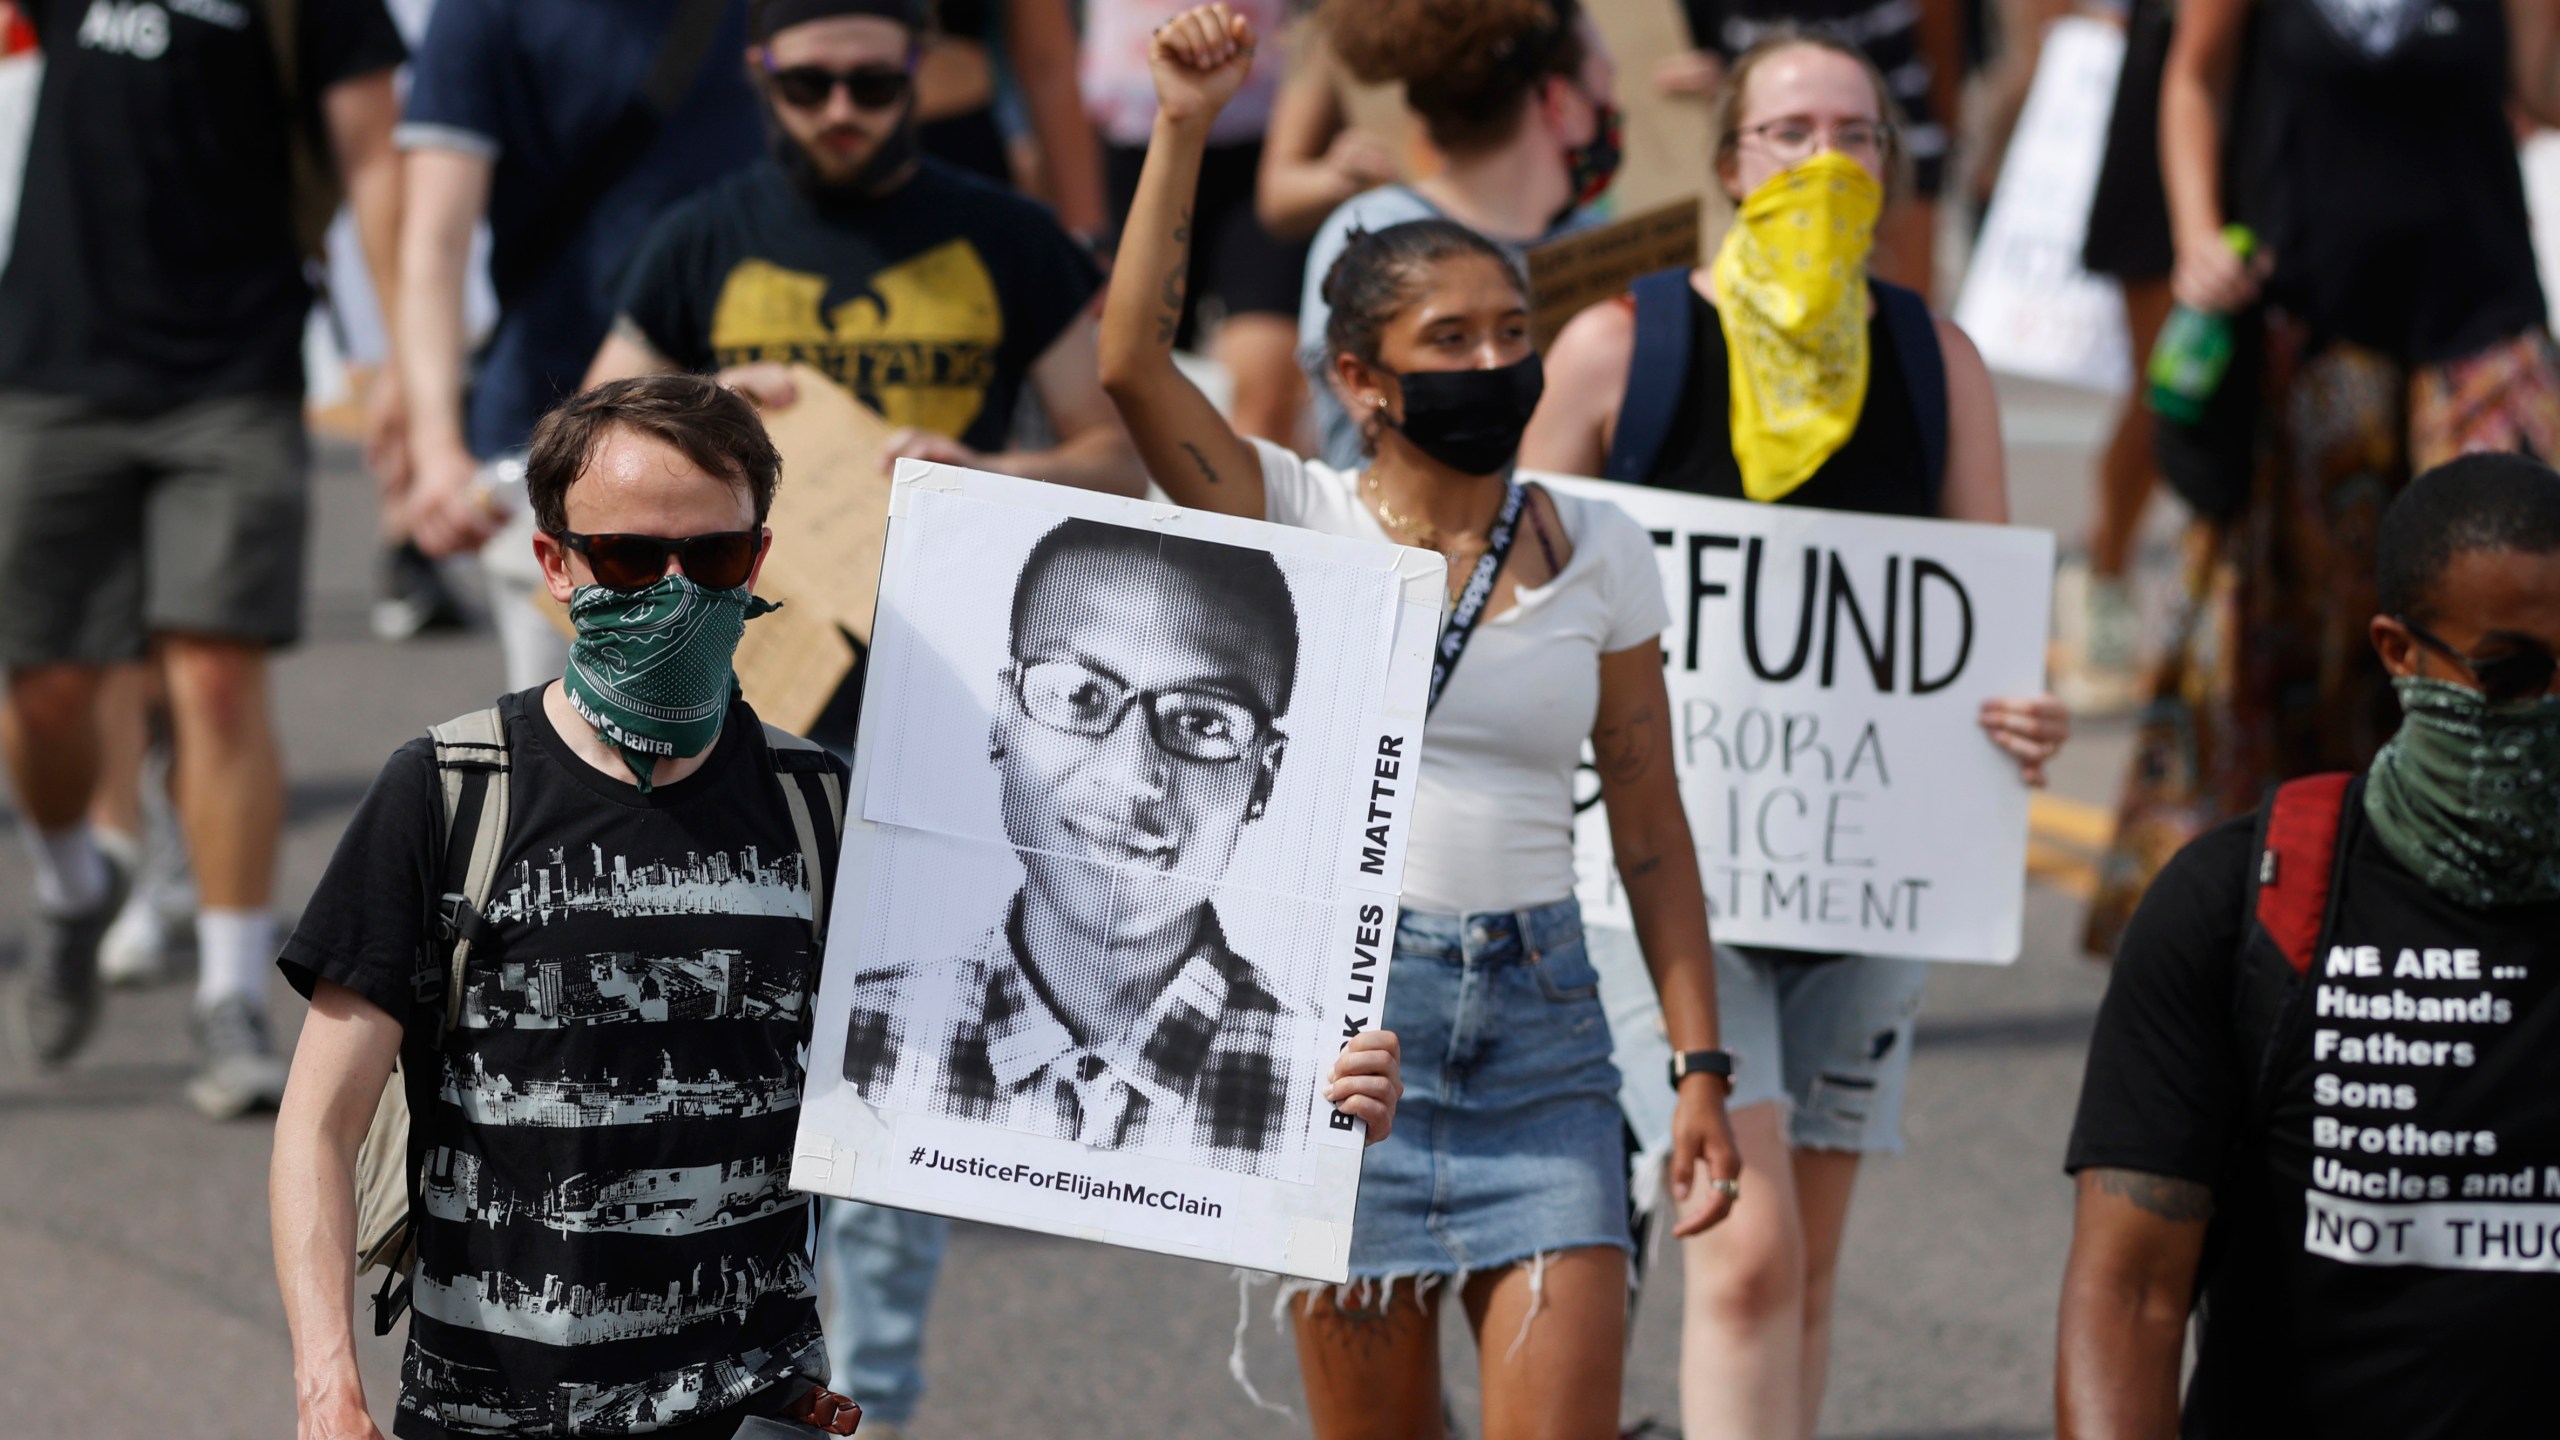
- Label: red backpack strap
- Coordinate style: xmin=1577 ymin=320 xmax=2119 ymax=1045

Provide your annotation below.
xmin=2254 ymin=773 xmax=2354 ymax=975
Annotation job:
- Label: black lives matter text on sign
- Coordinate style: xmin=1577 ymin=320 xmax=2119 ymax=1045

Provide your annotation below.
xmin=2296 ymin=941 xmax=2560 ymax=1272
xmin=1541 ymin=477 xmax=2054 ymax=964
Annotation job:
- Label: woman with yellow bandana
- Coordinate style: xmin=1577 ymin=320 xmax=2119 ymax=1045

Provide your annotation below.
xmin=1524 ymin=33 xmax=2069 ymax=1440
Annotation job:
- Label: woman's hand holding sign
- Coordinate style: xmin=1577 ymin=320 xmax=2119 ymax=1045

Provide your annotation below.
xmin=1325 ymin=1029 xmax=1403 ymax=1145
xmin=1978 ymin=693 xmax=2071 ymax=787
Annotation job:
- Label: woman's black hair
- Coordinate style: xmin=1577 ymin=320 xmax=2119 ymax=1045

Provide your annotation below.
xmin=1319 ymin=219 xmax=1527 ymax=373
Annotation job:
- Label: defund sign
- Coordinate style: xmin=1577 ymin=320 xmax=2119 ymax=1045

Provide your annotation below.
xmin=1537 ymin=474 xmax=2056 ymax=964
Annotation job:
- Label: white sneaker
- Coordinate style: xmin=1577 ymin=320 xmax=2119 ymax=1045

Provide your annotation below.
xmin=2054 ymin=559 xmax=2148 ymax=716
xmin=98 ymin=900 xmax=168 ymax=986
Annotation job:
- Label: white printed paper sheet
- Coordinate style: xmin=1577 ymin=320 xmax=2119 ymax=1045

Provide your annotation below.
xmin=1537 ymin=474 xmax=2055 ymax=964
xmin=793 ymin=463 xmax=1446 ymax=1280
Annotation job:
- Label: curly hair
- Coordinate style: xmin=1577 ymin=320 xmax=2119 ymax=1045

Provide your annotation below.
xmin=1321 ymin=0 xmax=1587 ymax=154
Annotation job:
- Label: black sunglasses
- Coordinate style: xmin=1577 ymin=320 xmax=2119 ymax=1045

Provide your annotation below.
xmin=764 ymin=62 xmax=914 ymax=111
xmin=557 ymin=531 xmax=763 ymax=593
xmin=2397 ymin=614 xmax=2560 ymax=704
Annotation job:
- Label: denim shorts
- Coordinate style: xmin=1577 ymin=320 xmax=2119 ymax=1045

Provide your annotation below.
xmin=1348 ymin=897 xmax=1632 ymax=1279
xmin=1717 ymin=946 xmax=1927 ymax=1154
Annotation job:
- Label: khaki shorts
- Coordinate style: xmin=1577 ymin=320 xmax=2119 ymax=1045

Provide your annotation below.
xmin=0 ymin=390 xmax=309 ymax=665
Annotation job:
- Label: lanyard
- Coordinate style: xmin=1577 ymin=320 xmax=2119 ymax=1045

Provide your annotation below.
xmin=1425 ymin=481 xmax=1527 ymax=714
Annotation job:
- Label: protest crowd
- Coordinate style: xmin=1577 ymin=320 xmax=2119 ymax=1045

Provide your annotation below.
xmin=0 ymin=0 xmax=2556 ymax=1435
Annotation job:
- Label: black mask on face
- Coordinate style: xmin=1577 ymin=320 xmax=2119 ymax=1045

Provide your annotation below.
xmin=1566 ymin=101 xmax=1623 ymax=208
xmin=1379 ymin=353 xmax=1547 ymax=476
xmin=770 ymin=104 xmax=919 ymax=204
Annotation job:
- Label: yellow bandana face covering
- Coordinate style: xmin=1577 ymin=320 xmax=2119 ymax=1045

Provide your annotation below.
xmin=1711 ymin=150 xmax=1884 ymax=503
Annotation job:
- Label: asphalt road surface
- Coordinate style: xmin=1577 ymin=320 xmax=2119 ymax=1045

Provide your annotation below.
xmin=0 ymin=376 xmax=2176 ymax=1439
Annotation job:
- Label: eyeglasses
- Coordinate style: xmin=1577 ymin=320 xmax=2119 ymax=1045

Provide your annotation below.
xmin=2397 ymin=614 xmax=2560 ymax=704
xmin=1008 ymin=659 xmax=1269 ymax=764
xmin=763 ymin=62 xmax=915 ymax=111
xmin=1735 ymin=118 xmax=1893 ymax=163
xmin=556 ymin=531 xmax=763 ymax=592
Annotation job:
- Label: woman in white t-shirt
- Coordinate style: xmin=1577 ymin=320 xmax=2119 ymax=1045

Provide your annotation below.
xmin=1097 ymin=9 xmax=1741 ymax=1436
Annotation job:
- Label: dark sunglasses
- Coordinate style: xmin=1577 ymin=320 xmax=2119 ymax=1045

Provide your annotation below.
xmin=763 ymin=62 xmax=914 ymax=111
xmin=2397 ymin=614 xmax=2560 ymax=704
xmin=557 ymin=531 xmax=763 ymax=593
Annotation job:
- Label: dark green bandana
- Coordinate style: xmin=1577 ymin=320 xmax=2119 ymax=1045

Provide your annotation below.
xmin=2362 ymin=676 xmax=2560 ymax=906
xmin=561 ymin=575 xmax=778 ymax=792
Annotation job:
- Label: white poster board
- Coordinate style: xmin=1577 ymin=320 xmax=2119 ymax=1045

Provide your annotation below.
xmin=793 ymin=462 xmax=1446 ymax=1280
xmin=1953 ymin=17 xmax=2132 ymax=393
xmin=1538 ymin=475 xmax=2054 ymax=964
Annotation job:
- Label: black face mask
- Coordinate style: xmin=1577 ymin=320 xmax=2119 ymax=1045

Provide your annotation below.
xmin=1566 ymin=102 xmax=1623 ymax=208
xmin=1380 ymin=353 xmax=1547 ymax=476
xmin=770 ymin=105 xmax=919 ymax=204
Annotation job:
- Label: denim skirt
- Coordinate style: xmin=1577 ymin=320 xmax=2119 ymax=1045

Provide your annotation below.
xmin=1348 ymin=896 xmax=1632 ymax=1279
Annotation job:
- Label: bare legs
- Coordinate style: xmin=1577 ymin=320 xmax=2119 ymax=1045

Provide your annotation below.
xmin=157 ymin=636 xmax=281 ymax=916
xmin=1680 ymin=1103 xmax=1870 ymax=1440
xmin=2092 ymin=277 xmax=2175 ymax=582
xmin=1294 ymin=1246 xmax=1630 ymax=1440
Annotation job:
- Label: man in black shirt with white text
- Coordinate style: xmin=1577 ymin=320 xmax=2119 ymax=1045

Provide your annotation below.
xmin=2059 ymin=452 xmax=2560 ymax=1439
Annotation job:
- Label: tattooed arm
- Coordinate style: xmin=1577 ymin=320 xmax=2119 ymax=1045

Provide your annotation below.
xmin=1094 ymin=4 xmax=1268 ymax=519
xmin=2058 ymin=1168 xmax=2212 ymax=1440
xmin=1592 ymin=640 xmax=1739 ymax=1238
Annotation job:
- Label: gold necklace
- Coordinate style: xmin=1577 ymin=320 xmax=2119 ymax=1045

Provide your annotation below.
xmin=1363 ymin=469 xmax=1445 ymax=548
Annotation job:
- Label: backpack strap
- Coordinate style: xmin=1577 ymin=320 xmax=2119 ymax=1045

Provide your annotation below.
xmin=2233 ymin=771 xmax=2361 ymax=1120
xmin=1604 ymin=267 xmax=1699 ymax=485
xmin=428 ymin=707 xmax=512 ymax=1033
xmin=2253 ymin=772 xmax=2355 ymax=977
xmin=761 ymin=723 xmax=845 ymax=949
xmin=1872 ymin=279 xmax=1948 ymax=510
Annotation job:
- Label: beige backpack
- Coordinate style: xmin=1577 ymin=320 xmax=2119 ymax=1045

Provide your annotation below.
xmin=351 ymin=706 xmax=843 ymax=1334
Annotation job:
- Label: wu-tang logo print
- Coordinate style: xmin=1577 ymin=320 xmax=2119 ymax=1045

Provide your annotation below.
xmin=710 ymin=242 xmax=1004 ymax=437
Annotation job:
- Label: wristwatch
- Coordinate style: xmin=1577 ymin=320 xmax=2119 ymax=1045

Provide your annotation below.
xmin=1668 ymin=1049 xmax=1735 ymax=1088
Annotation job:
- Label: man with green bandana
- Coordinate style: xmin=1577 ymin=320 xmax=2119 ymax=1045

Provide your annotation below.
xmin=266 ymin=374 xmax=861 ymax=1440
xmin=2056 ymin=450 xmax=2560 ymax=1440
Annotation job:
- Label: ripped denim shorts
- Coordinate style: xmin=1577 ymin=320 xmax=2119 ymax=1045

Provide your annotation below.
xmin=1346 ymin=897 xmax=1632 ymax=1283
xmin=1715 ymin=945 xmax=1926 ymax=1154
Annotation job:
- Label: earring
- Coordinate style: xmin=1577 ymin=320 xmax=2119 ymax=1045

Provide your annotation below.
xmin=1247 ymin=800 xmax=1267 ymax=819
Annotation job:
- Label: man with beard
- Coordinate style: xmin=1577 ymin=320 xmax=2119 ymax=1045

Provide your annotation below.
xmin=592 ymin=12 xmax=1136 ymax=1425
xmin=591 ymin=0 xmax=1138 ymax=500
xmin=399 ymin=0 xmax=767 ymax=688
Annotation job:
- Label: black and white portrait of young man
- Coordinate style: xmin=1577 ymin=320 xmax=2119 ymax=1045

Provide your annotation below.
xmin=841 ymin=505 xmax=1396 ymax=1182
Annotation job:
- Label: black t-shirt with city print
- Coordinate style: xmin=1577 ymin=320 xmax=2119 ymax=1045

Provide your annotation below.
xmin=614 ymin=158 xmax=1102 ymax=454
xmin=280 ymin=688 xmax=846 ymax=1440
xmin=0 ymin=0 xmax=405 ymax=406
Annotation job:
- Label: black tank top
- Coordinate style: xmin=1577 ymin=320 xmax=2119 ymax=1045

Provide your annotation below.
xmin=1645 ymin=287 xmax=1936 ymax=520
xmin=1646 ymin=286 xmax=1935 ymax=966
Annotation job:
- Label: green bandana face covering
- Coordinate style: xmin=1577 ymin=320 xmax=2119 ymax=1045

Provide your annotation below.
xmin=561 ymin=575 xmax=778 ymax=792
xmin=2362 ymin=675 xmax=2560 ymax=906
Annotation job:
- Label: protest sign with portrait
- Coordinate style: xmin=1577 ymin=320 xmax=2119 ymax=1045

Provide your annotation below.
xmin=792 ymin=462 xmax=1445 ymax=1280
xmin=1537 ymin=474 xmax=2055 ymax=964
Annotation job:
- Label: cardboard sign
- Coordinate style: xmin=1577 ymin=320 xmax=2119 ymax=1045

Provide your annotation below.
xmin=1537 ymin=474 xmax=2055 ymax=964
xmin=1526 ymin=198 xmax=1703 ymax=350
xmin=794 ymin=463 xmax=1447 ymax=1279
xmin=1951 ymin=17 xmax=2132 ymax=393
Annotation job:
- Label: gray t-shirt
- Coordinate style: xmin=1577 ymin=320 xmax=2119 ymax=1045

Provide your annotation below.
xmin=1296 ymin=185 xmax=1597 ymax=468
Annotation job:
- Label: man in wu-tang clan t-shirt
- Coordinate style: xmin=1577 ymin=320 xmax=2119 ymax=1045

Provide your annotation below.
xmin=2058 ymin=453 xmax=2560 ymax=1440
xmin=593 ymin=0 xmax=1136 ymax=500
xmin=270 ymin=377 xmax=854 ymax=1440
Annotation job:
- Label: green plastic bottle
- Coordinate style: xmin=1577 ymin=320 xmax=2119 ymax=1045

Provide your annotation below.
xmin=2145 ymin=226 xmax=2258 ymax=425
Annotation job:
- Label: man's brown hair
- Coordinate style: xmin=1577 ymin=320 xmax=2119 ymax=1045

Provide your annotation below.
xmin=526 ymin=374 xmax=782 ymax=535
